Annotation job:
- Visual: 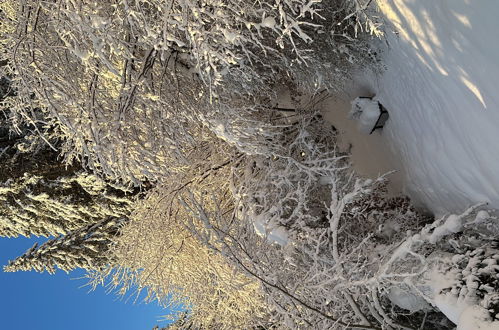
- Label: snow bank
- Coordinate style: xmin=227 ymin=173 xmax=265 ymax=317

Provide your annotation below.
xmin=371 ymin=0 xmax=499 ymax=215
xmin=349 ymin=97 xmax=381 ymax=134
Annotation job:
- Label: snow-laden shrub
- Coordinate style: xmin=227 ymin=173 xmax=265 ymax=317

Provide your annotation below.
xmin=425 ymin=213 xmax=499 ymax=329
xmin=92 ymin=112 xmax=441 ymax=328
xmin=233 ymin=113 xmax=347 ymax=239
xmin=429 ymin=247 xmax=499 ymax=326
xmin=371 ymin=205 xmax=499 ymax=329
xmin=0 ymin=0 xmax=380 ymax=184
xmin=189 ymin=164 xmax=435 ymax=328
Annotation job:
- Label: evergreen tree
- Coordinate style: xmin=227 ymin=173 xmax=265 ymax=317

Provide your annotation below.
xmin=0 ymin=122 xmax=134 ymax=272
xmin=4 ymin=216 xmax=126 ymax=273
xmin=0 ymin=114 xmax=133 ymax=238
xmin=1 ymin=78 xmax=134 ymax=272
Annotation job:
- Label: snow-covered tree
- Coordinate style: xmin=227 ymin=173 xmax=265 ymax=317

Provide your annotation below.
xmin=0 ymin=114 xmax=133 ymax=238
xmin=89 ymin=176 xmax=268 ymax=329
xmin=1 ymin=76 xmax=135 ymax=272
xmin=0 ymin=116 xmax=134 ymax=273
xmin=0 ymin=0 xmax=380 ymax=185
xmin=86 ymin=112 xmax=442 ymax=328
xmin=4 ymin=216 xmax=126 ymax=274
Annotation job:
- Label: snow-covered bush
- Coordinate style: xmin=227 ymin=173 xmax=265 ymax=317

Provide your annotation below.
xmin=233 ymin=113 xmax=346 ymax=241
xmin=372 ymin=205 xmax=499 ymax=329
xmin=88 ymin=110 xmax=448 ymax=328
xmin=0 ymin=0 xmax=380 ymax=184
xmin=426 ymin=213 xmax=499 ymax=329
xmin=428 ymin=246 xmax=499 ymax=329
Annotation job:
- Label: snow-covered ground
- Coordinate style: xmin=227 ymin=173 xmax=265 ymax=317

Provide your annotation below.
xmin=322 ymin=2 xmax=499 ymax=328
xmin=322 ymin=86 xmax=405 ymax=197
xmin=326 ymin=0 xmax=499 ymax=217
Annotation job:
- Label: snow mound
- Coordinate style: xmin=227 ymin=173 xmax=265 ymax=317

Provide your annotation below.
xmin=349 ymin=97 xmax=382 ymax=134
xmin=374 ymin=0 xmax=499 ymax=215
xmin=388 ymin=286 xmax=430 ymax=313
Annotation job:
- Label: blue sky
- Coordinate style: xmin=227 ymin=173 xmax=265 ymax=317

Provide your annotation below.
xmin=0 ymin=236 xmax=172 ymax=330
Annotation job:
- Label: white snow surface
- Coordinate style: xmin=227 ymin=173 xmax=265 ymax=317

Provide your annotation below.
xmin=369 ymin=2 xmax=499 ymax=326
xmin=387 ymin=286 xmax=430 ymax=313
xmin=323 ymin=3 xmax=499 ymax=325
xmin=433 ymin=291 xmax=499 ymax=330
xmin=457 ymin=306 xmax=499 ymax=330
xmin=339 ymin=0 xmax=499 ymax=216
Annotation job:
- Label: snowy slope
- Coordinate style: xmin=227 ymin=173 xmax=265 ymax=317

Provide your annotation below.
xmin=361 ymin=0 xmax=499 ymax=216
